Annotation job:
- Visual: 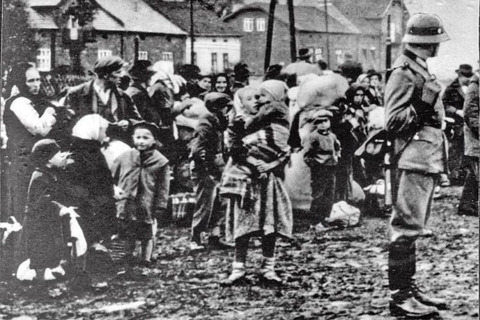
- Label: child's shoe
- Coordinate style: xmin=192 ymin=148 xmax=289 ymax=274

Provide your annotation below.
xmin=260 ymin=257 xmax=282 ymax=284
xmin=221 ymin=262 xmax=246 ymax=286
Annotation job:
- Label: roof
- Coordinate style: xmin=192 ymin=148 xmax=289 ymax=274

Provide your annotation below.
xmin=25 ymin=0 xmax=187 ymax=35
xmin=226 ymin=2 xmax=361 ymax=34
xmin=95 ymin=0 xmax=186 ymax=35
xmin=145 ymin=0 xmax=242 ymax=37
xmin=27 ymin=7 xmax=58 ymax=29
xmin=330 ymin=0 xmax=392 ymax=20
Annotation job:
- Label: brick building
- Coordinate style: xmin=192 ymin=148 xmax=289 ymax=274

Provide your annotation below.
xmin=26 ymin=0 xmax=187 ymax=74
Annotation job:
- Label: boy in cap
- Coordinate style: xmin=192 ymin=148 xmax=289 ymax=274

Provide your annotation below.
xmin=303 ymin=109 xmax=340 ymax=231
xmin=113 ymin=121 xmax=170 ymax=272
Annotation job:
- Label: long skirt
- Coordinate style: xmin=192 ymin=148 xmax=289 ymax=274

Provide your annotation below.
xmin=225 ymin=172 xmax=293 ymax=242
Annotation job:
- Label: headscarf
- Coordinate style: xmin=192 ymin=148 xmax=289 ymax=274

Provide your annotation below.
xmin=232 ymin=86 xmax=260 ymax=120
xmin=258 ymin=80 xmax=288 ymax=102
xmin=72 ymin=114 xmax=110 ymax=141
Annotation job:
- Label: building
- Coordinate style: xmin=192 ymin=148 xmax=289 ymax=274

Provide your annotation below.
xmin=26 ymin=0 xmax=187 ymax=73
xmin=147 ymin=0 xmax=243 ymax=75
xmin=225 ymin=0 xmax=409 ymax=75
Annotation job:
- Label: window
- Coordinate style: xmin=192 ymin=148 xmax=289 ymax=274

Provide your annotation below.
xmin=335 ymin=49 xmax=344 ymax=65
xmin=36 ymin=48 xmax=51 ymax=71
xmin=223 ymin=53 xmax=229 ymax=71
xmin=67 ymin=15 xmax=79 ymax=40
xmin=243 ymin=18 xmax=254 ymax=32
xmin=370 ymin=47 xmax=376 ymax=60
xmin=256 ymin=18 xmax=266 ymax=31
xmin=193 ymin=52 xmax=197 ymax=65
xmin=211 ymin=53 xmax=218 ymax=74
xmin=161 ymin=52 xmax=173 ymax=61
xmin=314 ymin=48 xmax=323 ymax=62
xmin=362 ymin=48 xmax=368 ymax=63
xmin=389 ymin=22 xmax=396 ymax=42
xmin=138 ymin=51 xmax=148 ymax=60
xmin=98 ymin=50 xmax=112 ymax=59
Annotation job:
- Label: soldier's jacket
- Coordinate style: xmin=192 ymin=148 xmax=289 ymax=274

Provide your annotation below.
xmin=385 ymin=50 xmax=447 ymax=174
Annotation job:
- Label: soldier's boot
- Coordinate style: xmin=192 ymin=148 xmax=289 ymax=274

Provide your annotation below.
xmin=389 ymin=289 xmax=439 ymax=318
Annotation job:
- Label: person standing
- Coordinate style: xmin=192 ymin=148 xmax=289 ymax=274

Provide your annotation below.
xmin=384 ymin=13 xmax=449 ymax=317
xmin=65 ymin=56 xmax=142 ymax=144
xmin=458 ymin=72 xmax=479 ymax=216
xmin=442 ymin=64 xmax=474 ymax=185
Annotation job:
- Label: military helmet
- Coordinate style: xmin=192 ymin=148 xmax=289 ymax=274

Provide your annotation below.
xmin=402 ymin=13 xmax=450 ymax=44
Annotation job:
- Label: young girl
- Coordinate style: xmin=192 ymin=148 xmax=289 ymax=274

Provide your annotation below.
xmin=220 ymin=80 xmax=292 ymax=285
xmin=113 ymin=121 xmax=170 ymax=272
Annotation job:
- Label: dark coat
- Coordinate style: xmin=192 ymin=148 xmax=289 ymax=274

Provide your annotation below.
xmin=463 ymin=74 xmax=479 ymax=158
xmin=125 ymin=82 xmax=160 ymax=124
xmin=63 ymin=137 xmax=116 ymax=243
xmin=442 ymin=77 xmax=466 ymax=121
xmin=24 ymin=168 xmax=67 ymax=269
xmin=113 ymin=148 xmax=170 ymax=224
xmin=385 ymin=51 xmax=447 ymax=174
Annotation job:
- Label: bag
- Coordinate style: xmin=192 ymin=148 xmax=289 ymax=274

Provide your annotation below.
xmin=327 ymin=201 xmax=361 ymax=228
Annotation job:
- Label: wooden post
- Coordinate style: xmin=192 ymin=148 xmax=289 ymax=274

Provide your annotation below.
xmin=287 ymin=0 xmax=296 ymax=62
xmin=323 ymin=0 xmax=330 ymax=67
xmin=386 ymin=15 xmax=392 ymax=70
xmin=264 ymin=0 xmax=277 ymax=71
xmin=50 ymin=32 xmax=56 ymax=71
xmin=190 ymin=0 xmax=195 ymax=64
xmin=134 ymin=35 xmax=139 ymax=62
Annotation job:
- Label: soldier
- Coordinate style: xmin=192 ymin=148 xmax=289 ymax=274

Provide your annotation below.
xmin=384 ymin=13 xmax=450 ymax=317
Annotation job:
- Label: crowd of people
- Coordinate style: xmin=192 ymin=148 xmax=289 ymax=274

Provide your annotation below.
xmin=0 ymin=12 xmax=477 ymax=318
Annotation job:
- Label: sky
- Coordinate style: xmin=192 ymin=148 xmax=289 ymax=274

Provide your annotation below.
xmin=403 ymin=0 xmax=479 ymax=82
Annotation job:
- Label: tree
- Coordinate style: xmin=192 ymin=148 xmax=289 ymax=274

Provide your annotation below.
xmin=1 ymin=0 xmax=39 ymax=74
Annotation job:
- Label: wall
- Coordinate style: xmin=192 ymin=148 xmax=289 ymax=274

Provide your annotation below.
xmin=185 ymin=37 xmax=242 ymax=75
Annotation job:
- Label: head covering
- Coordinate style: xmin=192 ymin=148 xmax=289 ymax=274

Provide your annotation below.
xmin=131 ymin=120 xmax=160 ymax=139
xmin=456 ymin=64 xmax=474 ymax=77
xmin=259 ymin=80 xmax=288 ymax=102
xmin=94 ymin=56 xmax=125 ymax=76
xmin=31 ymin=139 xmax=60 ymax=166
xmin=233 ymin=86 xmax=260 ymax=118
xmin=367 ymin=69 xmax=382 ymax=81
xmin=72 ymin=114 xmax=110 ymax=141
xmin=312 ymin=109 xmax=333 ymax=119
xmin=297 ymin=48 xmax=311 ymax=60
xmin=204 ymin=92 xmax=232 ymax=113
xmin=297 ymin=73 xmax=349 ymax=110
xmin=234 ymin=63 xmax=250 ymax=82
xmin=129 ymin=60 xmax=155 ymax=79
xmin=402 ymin=13 xmax=449 ymax=44
xmin=356 ymin=74 xmax=369 ymax=85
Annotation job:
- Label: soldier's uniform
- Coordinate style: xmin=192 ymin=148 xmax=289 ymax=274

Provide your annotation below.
xmin=384 ymin=13 xmax=450 ymax=318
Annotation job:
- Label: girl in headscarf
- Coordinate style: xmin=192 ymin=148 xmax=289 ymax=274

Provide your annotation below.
xmin=220 ymin=80 xmax=293 ymax=285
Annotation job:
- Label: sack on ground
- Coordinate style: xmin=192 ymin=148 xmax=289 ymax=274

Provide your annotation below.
xmin=327 ymin=201 xmax=361 ymax=228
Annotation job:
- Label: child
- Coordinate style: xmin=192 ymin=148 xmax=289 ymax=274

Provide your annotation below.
xmin=303 ymin=109 xmax=341 ymax=230
xmin=113 ymin=121 xmax=170 ymax=273
xmin=22 ymin=139 xmax=75 ymax=281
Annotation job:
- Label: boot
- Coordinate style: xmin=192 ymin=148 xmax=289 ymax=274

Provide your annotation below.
xmin=221 ymin=262 xmax=246 ymax=286
xmin=260 ymin=257 xmax=282 ymax=284
xmin=411 ymin=282 xmax=448 ymax=310
xmin=389 ymin=289 xmax=439 ymax=318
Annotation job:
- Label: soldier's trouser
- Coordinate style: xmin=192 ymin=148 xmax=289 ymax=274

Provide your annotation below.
xmin=388 ymin=170 xmax=437 ymax=291
xmin=191 ymin=175 xmax=225 ymax=243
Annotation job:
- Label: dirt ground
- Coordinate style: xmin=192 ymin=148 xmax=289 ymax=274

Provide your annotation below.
xmin=0 ymin=186 xmax=478 ymax=320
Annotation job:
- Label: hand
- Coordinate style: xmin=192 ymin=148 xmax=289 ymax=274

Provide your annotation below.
xmin=44 ymin=107 xmax=57 ymax=117
xmin=59 ymin=206 xmax=79 ymax=218
xmin=455 ymin=109 xmax=464 ymax=118
xmin=114 ymin=185 xmax=127 ymax=201
xmin=255 ymin=159 xmax=277 ymax=173
xmin=117 ymin=120 xmax=129 ymax=130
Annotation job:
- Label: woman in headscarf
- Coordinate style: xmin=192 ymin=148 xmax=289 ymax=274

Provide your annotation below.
xmin=220 ymin=80 xmax=292 ymax=285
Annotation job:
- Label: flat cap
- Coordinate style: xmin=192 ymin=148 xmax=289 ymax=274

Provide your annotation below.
xmin=94 ymin=56 xmax=125 ymax=75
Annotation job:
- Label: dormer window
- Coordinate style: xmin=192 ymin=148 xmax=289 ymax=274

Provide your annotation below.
xmin=243 ymin=18 xmax=254 ymax=32
xmin=256 ymin=18 xmax=266 ymax=31
xmin=67 ymin=15 xmax=79 ymax=40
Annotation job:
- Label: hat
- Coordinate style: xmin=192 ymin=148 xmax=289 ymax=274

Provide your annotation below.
xmin=297 ymin=48 xmax=311 ymax=60
xmin=402 ymin=13 xmax=449 ymax=44
xmin=234 ymin=63 xmax=250 ymax=81
xmin=312 ymin=109 xmax=333 ymax=119
xmin=204 ymin=92 xmax=232 ymax=112
xmin=456 ymin=64 xmax=474 ymax=77
xmin=297 ymin=73 xmax=349 ymax=110
xmin=129 ymin=60 xmax=155 ymax=79
xmin=367 ymin=70 xmax=382 ymax=81
xmin=94 ymin=56 xmax=125 ymax=75
xmin=131 ymin=120 xmax=160 ymax=139
xmin=259 ymin=80 xmax=289 ymax=102
xmin=31 ymin=139 xmax=60 ymax=166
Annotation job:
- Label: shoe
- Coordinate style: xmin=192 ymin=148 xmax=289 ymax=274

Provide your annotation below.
xmin=390 ymin=290 xmax=439 ymax=318
xmin=260 ymin=257 xmax=282 ymax=285
xmin=189 ymin=241 xmax=205 ymax=251
xmin=314 ymin=222 xmax=332 ymax=233
xmin=419 ymin=228 xmax=434 ymax=238
xmin=221 ymin=262 xmax=246 ymax=286
xmin=411 ymin=283 xmax=448 ymax=310
xmin=433 ymin=186 xmax=442 ymax=199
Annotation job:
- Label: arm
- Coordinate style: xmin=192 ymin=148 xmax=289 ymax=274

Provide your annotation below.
xmin=463 ymin=80 xmax=479 ymax=138
xmin=10 ymin=97 xmax=56 ymax=136
xmin=154 ymin=164 xmax=171 ymax=216
xmin=384 ymin=69 xmax=417 ymax=133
